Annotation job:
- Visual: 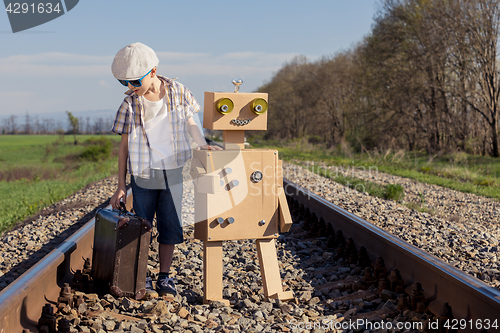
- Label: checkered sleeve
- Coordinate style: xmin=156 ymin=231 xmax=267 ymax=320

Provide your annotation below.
xmin=182 ymin=85 xmax=201 ymax=119
xmin=110 ymin=99 xmax=131 ymax=135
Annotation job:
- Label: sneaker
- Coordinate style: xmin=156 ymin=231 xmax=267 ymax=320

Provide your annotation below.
xmin=156 ymin=276 xmax=177 ymax=296
xmin=145 ymin=277 xmax=158 ymax=298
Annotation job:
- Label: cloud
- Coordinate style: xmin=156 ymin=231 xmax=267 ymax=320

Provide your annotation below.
xmin=157 ymin=51 xmax=300 ymax=77
xmin=98 ymin=80 xmax=110 ymax=88
xmin=0 ymin=91 xmax=37 ymax=99
xmin=156 ymin=52 xmax=211 ymax=61
xmin=0 ymin=51 xmax=308 ymax=115
xmin=0 ymin=90 xmax=66 ymax=116
xmin=0 ymin=52 xmax=112 ymax=77
xmin=0 ymin=51 xmax=302 ymax=78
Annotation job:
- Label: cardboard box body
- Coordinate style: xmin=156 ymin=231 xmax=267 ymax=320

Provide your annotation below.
xmin=192 ymin=149 xmax=281 ymax=241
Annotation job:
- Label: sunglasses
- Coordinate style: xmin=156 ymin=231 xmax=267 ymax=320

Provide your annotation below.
xmin=118 ymin=68 xmax=153 ymax=87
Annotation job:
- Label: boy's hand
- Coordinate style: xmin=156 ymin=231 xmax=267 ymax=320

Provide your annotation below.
xmin=110 ymin=187 xmax=126 ymax=209
xmin=197 ymin=144 xmax=223 ymax=151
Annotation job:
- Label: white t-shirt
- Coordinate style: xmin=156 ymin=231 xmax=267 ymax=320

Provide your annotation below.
xmin=143 ymin=97 xmax=165 ymax=122
xmin=143 ymin=97 xmax=178 ymax=170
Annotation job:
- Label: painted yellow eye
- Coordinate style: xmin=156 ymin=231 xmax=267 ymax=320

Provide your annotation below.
xmin=216 ymin=98 xmax=234 ymax=114
xmin=252 ymin=98 xmax=268 ymax=114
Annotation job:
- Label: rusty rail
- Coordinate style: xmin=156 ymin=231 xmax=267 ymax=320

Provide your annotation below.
xmin=0 ymin=190 xmax=132 ymax=333
xmin=0 ymin=216 xmax=94 ymax=333
xmin=1 ymin=181 xmax=500 ymax=333
xmin=284 ymin=179 xmax=500 ymax=332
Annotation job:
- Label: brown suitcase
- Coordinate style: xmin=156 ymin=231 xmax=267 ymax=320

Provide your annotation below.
xmin=92 ymin=204 xmax=152 ymax=300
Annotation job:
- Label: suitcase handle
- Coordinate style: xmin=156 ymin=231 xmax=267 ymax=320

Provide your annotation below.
xmin=118 ymin=202 xmax=136 ymax=217
xmin=119 ymin=201 xmax=128 ymax=213
xmin=118 ymin=202 xmax=152 ymax=232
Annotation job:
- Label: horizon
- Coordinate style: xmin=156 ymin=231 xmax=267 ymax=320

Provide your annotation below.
xmin=1 ymin=1 xmax=379 ymax=129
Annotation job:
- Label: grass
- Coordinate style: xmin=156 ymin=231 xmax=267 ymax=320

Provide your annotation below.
xmin=248 ymin=137 xmax=500 ymax=201
xmin=0 ymin=135 xmax=121 ymax=234
xmin=304 ymin=162 xmax=405 ymax=201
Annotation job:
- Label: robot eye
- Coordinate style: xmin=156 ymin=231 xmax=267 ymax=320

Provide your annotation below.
xmin=216 ymin=98 xmax=234 ymax=114
xmin=251 ymin=98 xmax=268 ymax=115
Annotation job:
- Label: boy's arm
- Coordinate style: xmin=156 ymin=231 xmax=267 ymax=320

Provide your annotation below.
xmin=110 ymin=134 xmax=129 ymax=208
xmin=186 ymin=116 xmax=222 ymax=150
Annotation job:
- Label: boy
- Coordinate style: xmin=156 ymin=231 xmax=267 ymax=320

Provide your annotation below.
xmin=109 ymin=42 xmax=220 ymax=296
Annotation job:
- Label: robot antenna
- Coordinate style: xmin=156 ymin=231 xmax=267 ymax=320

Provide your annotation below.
xmin=232 ymin=79 xmax=243 ymax=93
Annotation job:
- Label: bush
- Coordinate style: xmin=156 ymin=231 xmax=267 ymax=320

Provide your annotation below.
xmin=450 ymin=151 xmax=468 ymax=165
xmin=384 ymin=183 xmax=405 ymax=201
xmin=84 ymin=136 xmax=113 ymax=147
xmin=308 ymin=135 xmax=323 ymax=145
xmin=475 ymin=179 xmax=496 ymax=187
xmin=80 ymin=137 xmax=113 ymax=161
xmin=81 ymin=145 xmax=111 ymax=162
xmin=420 ymin=166 xmax=432 ymax=173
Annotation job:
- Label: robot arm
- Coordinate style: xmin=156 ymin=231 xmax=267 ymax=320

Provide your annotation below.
xmin=278 ymin=187 xmax=292 ymax=233
xmin=190 ymin=157 xmax=221 ymax=194
xmin=276 ymin=160 xmax=292 ymax=233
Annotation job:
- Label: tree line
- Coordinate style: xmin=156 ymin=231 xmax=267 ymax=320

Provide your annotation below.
xmin=258 ymin=0 xmax=500 ymax=157
xmin=1 ymin=112 xmax=115 ymax=135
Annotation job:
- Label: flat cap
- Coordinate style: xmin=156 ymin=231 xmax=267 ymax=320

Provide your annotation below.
xmin=111 ymin=42 xmax=159 ymax=80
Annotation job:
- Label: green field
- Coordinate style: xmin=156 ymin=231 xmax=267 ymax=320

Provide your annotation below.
xmin=249 ymin=137 xmax=500 ymax=201
xmin=2 ymin=134 xmax=499 ymax=235
xmin=0 ymin=135 xmax=121 ymax=234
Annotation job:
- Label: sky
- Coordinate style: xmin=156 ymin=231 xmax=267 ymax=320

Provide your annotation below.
xmin=0 ymin=0 xmax=379 ymax=126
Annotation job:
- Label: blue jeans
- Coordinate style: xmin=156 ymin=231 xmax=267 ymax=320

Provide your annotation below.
xmin=131 ymin=168 xmax=183 ymax=245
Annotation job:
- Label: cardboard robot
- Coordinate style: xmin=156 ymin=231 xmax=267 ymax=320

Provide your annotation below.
xmin=190 ymin=80 xmax=293 ymax=305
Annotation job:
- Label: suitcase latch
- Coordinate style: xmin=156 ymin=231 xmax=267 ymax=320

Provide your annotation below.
xmin=141 ymin=218 xmax=152 ymax=232
xmin=115 ymin=217 xmax=130 ymax=230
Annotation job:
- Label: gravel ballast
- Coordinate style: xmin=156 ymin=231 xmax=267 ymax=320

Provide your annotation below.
xmin=283 ymin=162 xmax=500 ymax=287
xmin=0 ymin=162 xmax=498 ymax=332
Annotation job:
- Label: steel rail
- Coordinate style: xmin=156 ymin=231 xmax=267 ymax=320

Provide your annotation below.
xmin=284 ymin=179 xmax=500 ymax=332
xmin=1 ymin=180 xmax=500 ymax=332
xmin=0 ymin=190 xmax=132 ymax=333
xmin=0 ymin=222 xmax=94 ymax=333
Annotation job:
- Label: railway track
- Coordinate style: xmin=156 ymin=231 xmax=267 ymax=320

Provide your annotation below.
xmin=0 ymin=180 xmax=499 ymax=333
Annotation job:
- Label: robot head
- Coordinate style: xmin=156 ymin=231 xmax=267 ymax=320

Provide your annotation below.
xmin=203 ymin=79 xmax=268 ymax=131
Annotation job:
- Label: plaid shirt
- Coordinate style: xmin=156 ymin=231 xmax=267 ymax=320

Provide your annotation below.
xmin=111 ymin=76 xmax=201 ymax=178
